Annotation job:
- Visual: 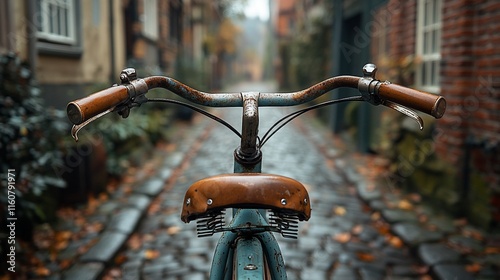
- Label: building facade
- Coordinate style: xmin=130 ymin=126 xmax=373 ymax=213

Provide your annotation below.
xmin=273 ymin=0 xmax=499 ymax=227
xmin=1 ymin=0 xmax=228 ymax=108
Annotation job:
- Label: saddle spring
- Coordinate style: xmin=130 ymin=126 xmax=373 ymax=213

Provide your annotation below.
xmin=196 ymin=210 xmax=226 ymax=237
xmin=269 ymin=211 xmax=300 ymax=239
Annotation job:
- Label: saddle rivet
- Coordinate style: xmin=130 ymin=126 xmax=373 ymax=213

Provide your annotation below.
xmin=186 ymin=198 xmax=191 ymax=206
xmin=303 ymin=198 xmax=308 ymax=205
xmin=281 ymin=198 xmax=287 ymax=205
xmin=207 ymin=199 xmax=213 ymax=205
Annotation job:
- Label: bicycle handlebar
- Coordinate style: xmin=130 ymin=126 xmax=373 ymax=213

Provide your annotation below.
xmin=67 ymin=85 xmax=129 ymax=125
xmin=377 ymin=83 xmax=445 ymax=119
xmin=67 ymin=66 xmax=446 ymax=126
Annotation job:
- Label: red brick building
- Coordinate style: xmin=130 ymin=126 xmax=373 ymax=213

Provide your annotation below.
xmin=326 ymin=0 xmax=500 ymax=225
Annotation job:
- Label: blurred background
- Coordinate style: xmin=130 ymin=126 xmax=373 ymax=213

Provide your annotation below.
xmin=1 ymin=0 xmax=499 ymax=278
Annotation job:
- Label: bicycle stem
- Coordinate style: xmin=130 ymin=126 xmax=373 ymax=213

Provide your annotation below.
xmin=234 ymin=92 xmax=262 ymax=173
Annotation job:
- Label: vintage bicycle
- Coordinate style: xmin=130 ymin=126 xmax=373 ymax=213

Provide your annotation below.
xmin=67 ymin=64 xmax=446 ymax=279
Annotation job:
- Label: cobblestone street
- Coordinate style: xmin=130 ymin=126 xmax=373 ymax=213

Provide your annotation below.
xmin=58 ymin=82 xmax=497 ymax=280
xmin=109 ymin=107 xmax=424 ymax=279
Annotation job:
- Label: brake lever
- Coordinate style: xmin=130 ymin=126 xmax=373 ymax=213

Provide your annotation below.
xmin=71 ymin=108 xmax=115 ymax=141
xmin=70 ymin=95 xmax=149 ymax=141
xmin=382 ymin=100 xmax=424 ymax=130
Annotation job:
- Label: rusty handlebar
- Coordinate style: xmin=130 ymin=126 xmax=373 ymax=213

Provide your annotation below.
xmin=67 ymin=66 xmax=446 ymax=126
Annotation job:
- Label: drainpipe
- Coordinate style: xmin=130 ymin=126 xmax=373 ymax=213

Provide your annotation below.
xmin=109 ymin=0 xmax=116 ymax=83
xmin=26 ymin=0 xmax=37 ymax=79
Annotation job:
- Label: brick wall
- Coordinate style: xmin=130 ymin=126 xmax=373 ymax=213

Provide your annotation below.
xmin=372 ymin=0 xmax=500 ymax=226
xmin=370 ymin=0 xmax=417 ymax=83
xmin=438 ymin=0 xmax=500 ymax=196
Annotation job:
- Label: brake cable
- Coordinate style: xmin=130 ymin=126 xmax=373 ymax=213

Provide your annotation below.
xmin=147 ymin=98 xmax=242 ymax=138
xmin=258 ymin=96 xmax=364 ymax=148
xmin=148 ymin=95 xmax=365 ymax=149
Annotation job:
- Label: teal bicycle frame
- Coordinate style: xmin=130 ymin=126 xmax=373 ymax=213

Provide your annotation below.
xmin=67 ymin=64 xmax=446 ymax=280
xmin=208 ymin=92 xmax=287 ymax=279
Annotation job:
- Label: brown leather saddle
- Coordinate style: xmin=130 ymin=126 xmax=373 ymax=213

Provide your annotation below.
xmin=181 ymin=173 xmax=311 ymax=223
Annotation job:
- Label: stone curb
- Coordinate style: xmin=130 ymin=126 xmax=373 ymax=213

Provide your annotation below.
xmin=295 ymin=118 xmax=490 ymax=279
xmin=352 ymin=171 xmax=480 ymax=280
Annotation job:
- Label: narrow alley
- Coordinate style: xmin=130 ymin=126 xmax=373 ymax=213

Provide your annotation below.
xmin=66 ymin=82 xmax=430 ymax=279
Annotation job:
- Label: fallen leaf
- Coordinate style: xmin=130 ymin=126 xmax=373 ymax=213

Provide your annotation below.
xmin=374 ymin=221 xmax=391 ymax=235
xmin=463 ymin=228 xmax=483 ymax=241
xmin=465 ymin=263 xmax=481 ymax=273
xmin=167 ymin=226 xmax=181 ymax=235
xmin=419 ymin=214 xmax=429 ymax=223
xmin=55 ymin=240 xmax=69 ymax=251
xmin=334 ymin=206 xmax=347 ymax=216
xmin=144 ymin=249 xmax=160 ymax=260
xmin=397 ymin=199 xmax=413 ymax=210
xmin=128 ymin=234 xmax=142 ymax=250
xmin=415 ymin=265 xmax=430 ymax=274
xmin=98 ymin=192 xmax=109 ymax=201
xmin=144 ymin=234 xmax=156 ymax=242
xmin=356 ymin=252 xmax=375 ymax=262
xmin=108 ymin=268 xmax=121 ymax=278
xmin=114 ymin=254 xmax=128 ymax=265
xmin=352 ymin=225 xmax=363 ymax=235
xmin=454 ymin=219 xmax=468 ymax=227
xmin=333 ymin=232 xmax=351 ymax=243
xmin=59 ymin=259 xmax=72 ymax=270
xmin=388 ymin=236 xmax=404 ymax=248
xmin=408 ymin=193 xmax=421 ymax=203
xmin=485 ymin=247 xmax=500 ymax=254
xmin=34 ymin=267 xmax=50 ymax=277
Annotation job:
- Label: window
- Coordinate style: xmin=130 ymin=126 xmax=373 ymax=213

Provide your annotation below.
xmin=415 ymin=0 xmax=442 ymax=93
xmin=142 ymin=0 xmax=158 ymax=40
xmin=169 ymin=2 xmax=182 ymax=42
xmin=37 ymin=0 xmax=77 ymax=45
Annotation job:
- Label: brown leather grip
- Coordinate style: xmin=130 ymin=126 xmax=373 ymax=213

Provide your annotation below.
xmin=66 ymin=85 xmax=129 ymax=125
xmin=378 ymin=83 xmax=446 ymax=119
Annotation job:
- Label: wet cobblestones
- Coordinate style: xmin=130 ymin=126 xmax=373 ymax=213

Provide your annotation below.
xmin=56 ymin=82 xmax=499 ymax=279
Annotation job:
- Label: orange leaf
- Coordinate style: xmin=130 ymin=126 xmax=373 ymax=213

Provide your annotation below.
xmin=371 ymin=212 xmax=381 ymax=221
xmin=334 ymin=206 xmax=347 ymax=216
xmin=167 ymin=226 xmax=181 ymax=235
xmin=59 ymin=259 xmax=72 ymax=270
xmin=144 ymin=249 xmax=160 ymax=260
xmin=333 ymin=232 xmax=351 ymax=244
xmin=98 ymin=192 xmax=109 ymax=201
xmin=352 ymin=225 xmax=363 ymax=235
xmin=128 ymin=234 xmax=142 ymax=250
xmin=356 ymin=252 xmax=375 ymax=262
xmin=114 ymin=254 xmax=128 ymax=265
xmin=397 ymin=199 xmax=413 ymax=210
xmin=35 ymin=267 xmax=50 ymax=277
xmin=55 ymin=240 xmax=69 ymax=251
xmin=485 ymin=247 xmax=500 ymax=254
xmin=465 ymin=263 xmax=482 ymax=273
xmin=388 ymin=236 xmax=404 ymax=248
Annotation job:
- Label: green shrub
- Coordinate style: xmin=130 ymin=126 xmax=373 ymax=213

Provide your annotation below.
xmin=0 ymin=53 xmax=69 ymax=242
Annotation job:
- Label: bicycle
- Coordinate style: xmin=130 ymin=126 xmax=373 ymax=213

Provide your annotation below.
xmin=67 ymin=64 xmax=446 ymax=279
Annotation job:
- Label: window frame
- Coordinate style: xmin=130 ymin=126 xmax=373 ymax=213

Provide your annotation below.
xmin=36 ymin=0 xmax=82 ymax=57
xmin=415 ymin=0 xmax=442 ymax=94
xmin=142 ymin=0 xmax=159 ymax=41
xmin=37 ymin=0 xmax=77 ymax=45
